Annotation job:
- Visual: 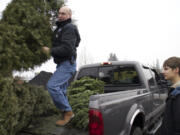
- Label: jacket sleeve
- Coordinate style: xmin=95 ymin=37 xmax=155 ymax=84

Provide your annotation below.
xmin=172 ymin=95 xmax=180 ymax=133
xmin=74 ymin=26 xmax=81 ymax=48
xmin=51 ymin=24 xmax=77 ymax=58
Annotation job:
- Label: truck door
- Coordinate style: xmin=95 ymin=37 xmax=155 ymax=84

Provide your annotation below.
xmin=142 ymin=67 xmax=160 ymax=118
xmin=149 ymin=69 xmax=162 ymax=109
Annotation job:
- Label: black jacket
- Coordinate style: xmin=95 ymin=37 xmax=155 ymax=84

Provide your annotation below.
xmin=160 ymin=86 xmax=180 ymax=135
xmin=51 ymin=19 xmax=81 ymax=64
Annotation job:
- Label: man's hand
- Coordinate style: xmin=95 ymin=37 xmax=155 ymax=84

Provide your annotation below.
xmin=42 ymin=46 xmax=50 ymax=54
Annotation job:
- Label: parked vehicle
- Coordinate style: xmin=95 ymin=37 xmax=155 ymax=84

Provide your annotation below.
xmin=74 ymin=61 xmax=168 ymax=135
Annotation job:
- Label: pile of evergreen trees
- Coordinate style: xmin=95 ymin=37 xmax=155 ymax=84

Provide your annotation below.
xmin=0 ymin=0 xmax=63 ymax=134
xmin=0 ymin=78 xmax=58 ymax=135
xmin=68 ymin=77 xmax=104 ymax=130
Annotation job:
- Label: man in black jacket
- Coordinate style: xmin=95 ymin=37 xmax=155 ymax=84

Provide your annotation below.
xmin=43 ymin=6 xmax=80 ymax=126
xmin=161 ymin=57 xmax=180 ymax=135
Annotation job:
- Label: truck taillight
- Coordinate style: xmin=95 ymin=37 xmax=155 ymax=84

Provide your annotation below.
xmin=89 ymin=109 xmax=104 ymax=135
xmin=101 ymin=62 xmax=112 ymax=66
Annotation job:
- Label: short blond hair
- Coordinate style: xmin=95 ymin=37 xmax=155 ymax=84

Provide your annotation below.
xmin=60 ymin=6 xmax=72 ymax=18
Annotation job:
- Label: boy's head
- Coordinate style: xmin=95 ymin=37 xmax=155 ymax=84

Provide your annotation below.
xmin=163 ymin=57 xmax=180 ymax=81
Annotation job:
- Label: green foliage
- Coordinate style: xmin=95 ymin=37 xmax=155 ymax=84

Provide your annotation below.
xmin=0 ymin=77 xmax=58 ymax=135
xmin=0 ymin=0 xmax=65 ymax=134
xmin=67 ymin=77 xmax=104 ymax=130
xmin=0 ymin=0 xmax=64 ymax=76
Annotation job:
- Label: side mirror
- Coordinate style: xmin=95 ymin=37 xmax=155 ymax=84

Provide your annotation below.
xmin=158 ymin=79 xmax=171 ymax=87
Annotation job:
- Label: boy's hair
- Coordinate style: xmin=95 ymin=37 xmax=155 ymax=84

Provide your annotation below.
xmin=163 ymin=57 xmax=180 ymax=75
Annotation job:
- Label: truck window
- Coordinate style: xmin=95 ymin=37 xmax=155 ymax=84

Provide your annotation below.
xmin=150 ymin=70 xmax=156 ymax=82
xmin=142 ymin=67 xmax=156 ymax=88
xmin=77 ymin=67 xmax=98 ymax=80
xmin=99 ymin=66 xmax=140 ymax=85
xmin=99 ymin=66 xmax=113 ymax=84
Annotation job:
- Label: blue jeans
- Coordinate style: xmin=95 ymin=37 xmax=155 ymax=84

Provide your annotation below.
xmin=47 ymin=60 xmax=76 ymax=111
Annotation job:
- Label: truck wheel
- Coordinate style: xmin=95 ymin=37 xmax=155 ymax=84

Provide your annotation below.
xmin=131 ymin=126 xmax=143 ymax=135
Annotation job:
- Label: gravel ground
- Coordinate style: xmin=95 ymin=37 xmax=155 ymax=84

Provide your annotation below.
xmin=18 ymin=115 xmax=88 ymax=135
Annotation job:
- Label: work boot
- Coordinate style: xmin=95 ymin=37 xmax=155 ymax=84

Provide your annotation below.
xmin=56 ymin=111 xmax=75 ymax=126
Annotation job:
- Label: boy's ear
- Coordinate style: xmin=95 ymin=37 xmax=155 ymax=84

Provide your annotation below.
xmin=175 ymin=67 xmax=180 ymax=74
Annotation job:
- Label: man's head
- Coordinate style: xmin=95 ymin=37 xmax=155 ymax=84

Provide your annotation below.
xmin=162 ymin=57 xmax=180 ymax=82
xmin=58 ymin=6 xmax=72 ymax=22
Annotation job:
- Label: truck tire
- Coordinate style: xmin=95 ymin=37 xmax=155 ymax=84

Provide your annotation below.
xmin=131 ymin=126 xmax=143 ymax=135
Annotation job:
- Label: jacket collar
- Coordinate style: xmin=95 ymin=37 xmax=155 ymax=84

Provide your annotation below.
xmin=56 ymin=18 xmax=72 ymax=28
xmin=168 ymin=81 xmax=180 ymax=97
xmin=172 ymin=81 xmax=180 ymax=88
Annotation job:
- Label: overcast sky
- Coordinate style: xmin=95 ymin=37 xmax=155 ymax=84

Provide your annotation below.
xmin=67 ymin=0 xmax=180 ymax=66
xmin=1 ymin=0 xmax=180 ymax=79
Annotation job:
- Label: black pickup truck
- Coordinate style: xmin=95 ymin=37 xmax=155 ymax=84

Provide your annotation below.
xmin=74 ymin=61 xmax=168 ymax=135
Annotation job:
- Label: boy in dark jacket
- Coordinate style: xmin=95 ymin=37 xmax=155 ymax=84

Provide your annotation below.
xmin=161 ymin=56 xmax=180 ymax=135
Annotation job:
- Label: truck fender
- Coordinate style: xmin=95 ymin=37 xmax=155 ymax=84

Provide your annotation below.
xmin=125 ymin=104 xmax=145 ymax=135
